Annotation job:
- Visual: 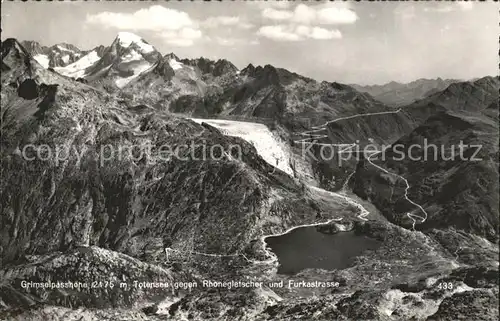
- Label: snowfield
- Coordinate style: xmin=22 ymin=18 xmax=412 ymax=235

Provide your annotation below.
xmin=190 ymin=118 xmax=309 ymax=179
xmin=168 ymin=58 xmax=184 ymax=70
xmin=121 ymin=49 xmax=143 ymax=63
xmin=61 ymin=54 xmax=70 ymax=64
xmin=33 ymin=54 xmax=49 ymax=68
xmin=54 ymin=50 xmax=101 ymax=78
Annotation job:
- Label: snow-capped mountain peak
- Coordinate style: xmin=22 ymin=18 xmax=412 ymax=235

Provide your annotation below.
xmin=79 ymin=33 xmax=161 ymax=88
xmin=115 ymin=32 xmax=155 ymax=54
xmin=105 ymin=32 xmax=160 ymax=65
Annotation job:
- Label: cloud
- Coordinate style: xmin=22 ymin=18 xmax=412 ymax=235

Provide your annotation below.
xmin=304 ymin=26 xmax=342 ymax=40
xmin=261 ymin=3 xmax=358 ymax=25
xmin=86 ymin=5 xmax=204 ymax=47
xmin=213 ymin=37 xmax=260 ymax=46
xmin=292 ymin=4 xmax=317 ymax=24
xmin=239 ymin=22 xmax=255 ymax=30
xmin=160 ymin=27 xmax=202 ymax=47
xmin=316 ymin=6 xmax=358 ymax=24
xmin=202 ymin=16 xmax=254 ymax=29
xmin=203 ymin=16 xmax=239 ymax=27
xmin=86 ymin=5 xmax=195 ymax=31
xmin=257 ymin=25 xmax=302 ymax=41
xmin=248 ymin=1 xmax=292 ymax=10
xmin=257 ymin=24 xmax=341 ymax=41
xmin=258 ymin=3 xmax=349 ymax=42
xmin=262 ymin=8 xmax=293 ymax=20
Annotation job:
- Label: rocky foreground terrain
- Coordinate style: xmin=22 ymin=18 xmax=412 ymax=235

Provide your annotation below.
xmin=1 ymin=35 xmax=498 ymax=320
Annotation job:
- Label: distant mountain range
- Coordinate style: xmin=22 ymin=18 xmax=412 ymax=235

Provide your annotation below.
xmin=16 ymin=33 xmax=411 ymax=125
xmin=22 ymin=34 xmax=485 ymax=115
xmin=351 ymin=78 xmax=461 ymax=107
xmin=20 ymin=33 xmax=483 ymax=127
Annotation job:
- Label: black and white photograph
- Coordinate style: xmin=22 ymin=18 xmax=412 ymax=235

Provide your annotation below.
xmin=0 ymin=0 xmax=498 ymax=320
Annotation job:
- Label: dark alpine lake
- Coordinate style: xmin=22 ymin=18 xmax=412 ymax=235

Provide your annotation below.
xmin=265 ymin=226 xmax=381 ymax=275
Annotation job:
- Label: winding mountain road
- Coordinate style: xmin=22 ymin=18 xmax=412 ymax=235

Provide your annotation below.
xmin=295 ymin=108 xmax=428 ymax=229
xmin=168 ymin=113 xmax=429 ymax=263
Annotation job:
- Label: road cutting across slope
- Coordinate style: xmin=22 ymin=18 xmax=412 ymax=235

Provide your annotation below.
xmin=169 ymin=114 xmax=428 ymax=264
xmin=295 ymin=108 xmax=428 ymax=229
xmin=162 ymin=117 xmax=373 ymax=264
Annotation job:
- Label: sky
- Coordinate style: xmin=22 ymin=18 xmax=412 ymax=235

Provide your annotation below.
xmin=1 ymin=1 xmax=498 ymax=85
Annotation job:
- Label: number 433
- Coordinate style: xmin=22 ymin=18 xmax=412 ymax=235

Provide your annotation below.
xmin=437 ymin=282 xmax=454 ymax=290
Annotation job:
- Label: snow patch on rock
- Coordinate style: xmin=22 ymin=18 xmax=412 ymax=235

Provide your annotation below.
xmin=115 ymin=61 xmax=154 ymax=88
xmin=169 ymin=58 xmax=183 ymax=70
xmin=121 ymin=49 xmax=143 ymax=63
xmin=156 ymin=297 xmax=183 ymax=315
xmin=33 ymin=54 xmax=49 ymax=68
xmin=61 ymin=55 xmax=70 ymax=64
xmin=56 ymin=45 xmax=73 ymax=52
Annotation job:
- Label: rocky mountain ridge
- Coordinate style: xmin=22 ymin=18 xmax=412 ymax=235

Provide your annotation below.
xmin=21 ymin=40 xmax=87 ymax=69
xmin=22 ymin=33 xmax=392 ymax=126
